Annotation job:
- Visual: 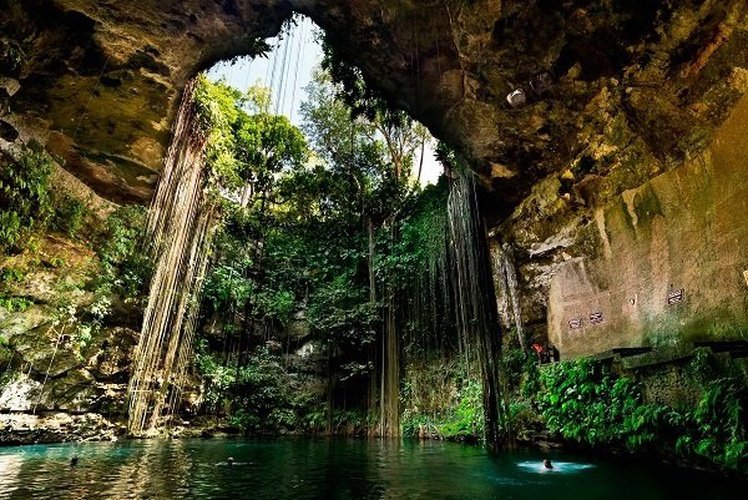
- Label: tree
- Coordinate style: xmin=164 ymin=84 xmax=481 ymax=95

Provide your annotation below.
xmin=194 ymin=68 xmax=445 ymax=437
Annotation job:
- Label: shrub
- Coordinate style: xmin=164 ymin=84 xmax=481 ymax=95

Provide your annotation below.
xmin=197 ymin=343 xmax=303 ymax=434
xmin=0 ymin=296 xmax=31 ymax=312
xmin=94 ymin=205 xmax=152 ymax=306
xmin=683 ymin=377 xmax=747 ymax=471
xmin=537 ymin=357 xmax=748 ymax=473
xmin=401 ymin=410 xmax=433 ymax=439
xmin=438 ymin=378 xmax=485 ymax=441
xmin=0 ymin=144 xmax=54 ymax=250
xmin=50 ymin=193 xmax=88 ymax=237
xmin=538 ymin=359 xmax=672 ymax=449
xmin=0 ymin=266 xmax=24 ymax=284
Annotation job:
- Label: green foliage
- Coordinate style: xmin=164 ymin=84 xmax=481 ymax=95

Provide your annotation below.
xmin=50 ymin=193 xmax=88 ymax=237
xmin=255 ymin=289 xmax=295 ymax=327
xmin=94 ymin=205 xmax=151 ymax=306
xmin=0 ymin=144 xmax=54 ymax=250
xmin=228 ymin=346 xmax=297 ymax=432
xmin=438 ymin=379 xmax=485 ymax=441
xmin=0 ymin=143 xmax=91 ymax=248
xmin=539 ymin=359 xmax=671 ymax=448
xmin=537 ymin=357 xmax=748 ymax=473
xmin=197 ymin=342 xmax=322 ymax=434
xmin=194 ymin=64 xmax=437 ymax=437
xmin=0 ymin=266 xmax=24 ymax=284
xmin=300 ymin=68 xmax=373 ymax=166
xmin=195 ymin=338 xmax=237 ymax=411
xmin=679 ymin=376 xmax=747 ymax=471
xmin=386 ymin=182 xmax=448 ymax=288
xmin=401 ymin=411 xmax=432 ymax=439
xmin=307 ymin=273 xmax=378 ymax=347
xmin=46 ymin=297 xmax=111 ymax=361
xmin=194 ymin=76 xmax=308 ymax=191
xmin=231 ymin=102 xmax=309 ymax=189
xmin=401 ymin=377 xmax=485 ymax=442
xmin=0 ymin=334 xmax=11 ymax=386
xmin=0 ymin=296 xmax=31 ymax=312
xmin=203 ymin=263 xmax=253 ymax=314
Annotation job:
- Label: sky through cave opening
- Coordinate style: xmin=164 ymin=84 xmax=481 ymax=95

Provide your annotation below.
xmin=204 ymin=14 xmax=443 ymax=188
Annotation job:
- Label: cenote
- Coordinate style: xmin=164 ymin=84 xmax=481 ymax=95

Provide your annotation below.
xmin=0 ymin=438 xmax=742 ymax=499
xmin=1 ymin=1 xmax=748 ymax=497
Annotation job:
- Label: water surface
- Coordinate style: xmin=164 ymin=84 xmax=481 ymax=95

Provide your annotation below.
xmin=0 ymin=438 xmax=740 ymax=499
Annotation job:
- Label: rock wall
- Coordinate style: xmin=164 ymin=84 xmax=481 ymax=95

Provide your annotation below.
xmin=494 ymin=93 xmax=748 ymax=358
xmin=0 ymin=0 xmax=295 ymax=203
xmin=0 ymin=227 xmax=139 ymax=415
xmin=2 ymin=1 xmax=746 ymax=213
xmin=548 ymin=95 xmax=748 ymax=357
xmin=0 ymin=150 xmax=139 ymax=418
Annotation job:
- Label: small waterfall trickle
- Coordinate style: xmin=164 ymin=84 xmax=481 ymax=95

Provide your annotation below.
xmin=126 ymin=79 xmax=215 ymax=435
xmin=493 ymin=244 xmax=526 ymax=350
xmin=447 ymin=168 xmax=506 ymax=447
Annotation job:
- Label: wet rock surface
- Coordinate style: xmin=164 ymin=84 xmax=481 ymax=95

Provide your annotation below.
xmin=0 ymin=412 xmax=121 ymax=446
xmin=0 ymin=229 xmax=139 ymax=420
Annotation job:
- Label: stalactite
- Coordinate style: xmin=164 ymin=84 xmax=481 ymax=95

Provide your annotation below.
xmin=126 ymin=79 xmax=215 ymax=435
xmin=447 ymin=168 xmax=506 ymax=448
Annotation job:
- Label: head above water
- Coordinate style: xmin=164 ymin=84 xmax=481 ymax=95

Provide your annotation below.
xmin=543 ymin=459 xmax=553 ymax=469
xmin=227 ymin=457 xmax=235 ymax=465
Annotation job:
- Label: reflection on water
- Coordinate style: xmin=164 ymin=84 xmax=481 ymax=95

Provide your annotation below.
xmin=0 ymin=438 xmax=741 ymax=499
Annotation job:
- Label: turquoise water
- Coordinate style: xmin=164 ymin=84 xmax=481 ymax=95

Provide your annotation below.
xmin=0 ymin=438 xmax=741 ymax=499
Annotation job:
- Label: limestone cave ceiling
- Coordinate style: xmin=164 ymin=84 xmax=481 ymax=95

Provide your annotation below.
xmin=1 ymin=0 xmax=746 ymax=215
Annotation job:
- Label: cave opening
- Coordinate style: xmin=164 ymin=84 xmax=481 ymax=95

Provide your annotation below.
xmin=124 ymin=13 xmax=513 ymax=449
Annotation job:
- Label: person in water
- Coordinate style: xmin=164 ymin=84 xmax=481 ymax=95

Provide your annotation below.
xmin=543 ymin=459 xmax=553 ymax=470
xmin=227 ymin=457 xmax=235 ymax=466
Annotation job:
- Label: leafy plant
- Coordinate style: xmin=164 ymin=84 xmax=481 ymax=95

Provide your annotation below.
xmin=0 ymin=144 xmax=54 ymax=250
xmin=438 ymin=379 xmax=485 ymax=441
xmin=0 ymin=266 xmax=24 ymax=284
xmin=94 ymin=205 xmax=152 ymax=307
xmin=685 ymin=377 xmax=747 ymax=470
xmin=537 ymin=357 xmax=748 ymax=473
xmin=538 ymin=358 xmax=669 ymax=448
xmin=197 ymin=342 xmax=304 ymax=434
xmin=50 ymin=193 xmax=88 ymax=237
xmin=0 ymin=296 xmax=31 ymax=312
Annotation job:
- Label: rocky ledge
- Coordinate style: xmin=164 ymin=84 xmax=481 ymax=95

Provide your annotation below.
xmin=0 ymin=412 xmax=122 ymax=446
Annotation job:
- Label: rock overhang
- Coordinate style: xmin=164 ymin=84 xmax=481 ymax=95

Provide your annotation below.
xmin=0 ymin=0 xmax=745 ymax=216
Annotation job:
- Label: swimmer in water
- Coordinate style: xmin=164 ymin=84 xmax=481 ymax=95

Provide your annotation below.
xmin=70 ymin=456 xmax=79 ymax=467
xmin=543 ymin=459 xmax=553 ymax=470
xmin=217 ymin=456 xmax=251 ymax=466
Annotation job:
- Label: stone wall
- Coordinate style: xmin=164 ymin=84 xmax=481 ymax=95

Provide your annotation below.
xmin=508 ymin=95 xmax=748 ymax=358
